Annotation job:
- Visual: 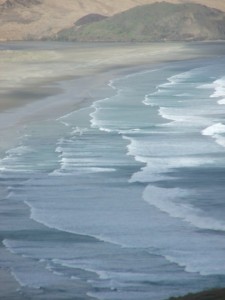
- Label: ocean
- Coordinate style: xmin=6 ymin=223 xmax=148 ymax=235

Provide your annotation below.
xmin=1 ymin=43 xmax=225 ymax=299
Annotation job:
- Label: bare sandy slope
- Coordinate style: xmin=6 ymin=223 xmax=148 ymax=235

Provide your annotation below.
xmin=0 ymin=0 xmax=225 ymax=41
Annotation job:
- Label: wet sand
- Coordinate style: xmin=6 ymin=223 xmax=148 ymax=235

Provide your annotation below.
xmin=0 ymin=41 xmax=204 ymax=152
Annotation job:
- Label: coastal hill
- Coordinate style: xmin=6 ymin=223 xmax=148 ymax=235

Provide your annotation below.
xmin=168 ymin=288 xmax=225 ymax=300
xmin=0 ymin=0 xmax=166 ymax=41
xmin=0 ymin=0 xmax=225 ymax=41
xmin=57 ymin=2 xmax=225 ymax=42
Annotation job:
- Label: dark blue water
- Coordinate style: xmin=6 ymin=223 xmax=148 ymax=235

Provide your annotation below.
xmin=1 ymin=53 xmax=225 ymax=299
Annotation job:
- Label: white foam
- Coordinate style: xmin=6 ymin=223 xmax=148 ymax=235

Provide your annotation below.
xmin=0 ymin=165 xmax=33 ymax=173
xmin=90 ymin=69 xmax=160 ymax=132
xmin=123 ymin=134 xmax=214 ymax=180
xmin=50 ymin=143 xmax=117 ymax=176
xmin=143 ymin=185 xmax=225 ymax=232
xmin=202 ymin=123 xmax=225 ymax=136
xmin=202 ymin=123 xmax=225 ymax=148
xmin=210 ymin=77 xmax=225 ymax=98
xmin=218 ymin=98 xmax=225 ymax=105
xmin=197 ymin=83 xmax=214 ymax=90
xmin=143 ymin=94 xmax=155 ymax=106
xmin=164 ymin=252 xmax=225 ymax=276
xmin=160 ymin=71 xmax=192 ymax=88
xmin=201 ymin=77 xmax=225 ymax=105
xmin=198 ymin=77 xmax=225 ymax=105
xmin=108 ymin=79 xmax=117 ymax=90
xmin=176 ymin=93 xmax=192 ymax=97
xmin=6 ymin=145 xmax=31 ymax=156
xmin=53 ymin=258 xmax=177 ymax=285
xmin=90 ymin=98 xmax=111 ymax=130
xmin=49 ymin=170 xmax=69 ymax=176
xmin=60 ymin=121 xmax=70 ymax=127
xmin=55 ymin=166 xmax=116 ymax=175
xmin=55 ymin=146 xmax=63 ymax=153
xmin=159 ymin=107 xmax=189 ymax=122
xmin=143 ymin=70 xmax=194 ymax=107
xmin=159 ymin=107 xmax=208 ymax=127
xmin=0 ymin=144 xmax=35 ymax=173
xmin=89 ymin=77 xmax=121 ymax=132
xmin=129 ymin=155 xmax=213 ymax=183
xmin=71 ymin=126 xmax=88 ymax=136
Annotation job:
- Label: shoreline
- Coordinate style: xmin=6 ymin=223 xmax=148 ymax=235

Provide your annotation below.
xmin=0 ymin=41 xmax=221 ymax=299
xmin=0 ymin=41 xmax=210 ymax=154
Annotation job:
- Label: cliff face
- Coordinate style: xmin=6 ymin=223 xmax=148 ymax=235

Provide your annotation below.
xmin=0 ymin=0 xmax=225 ymax=41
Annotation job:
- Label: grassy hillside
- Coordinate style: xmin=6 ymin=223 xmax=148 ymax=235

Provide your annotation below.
xmin=57 ymin=2 xmax=225 ymax=42
xmin=168 ymin=288 xmax=225 ymax=300
xmin=0 ymin=0 xmax=225 ymax=41
xmin=0 ymin=0 xmax=163 ymax=41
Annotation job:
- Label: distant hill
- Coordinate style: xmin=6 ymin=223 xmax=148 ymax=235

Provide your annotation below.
xmin=168 ymin=288 xmax=225 ymax=300
xmin=0 ymin=0 xmax=160 ymax=41
xmin=75 ymin=14 xmax=108 ymax=27
xmin=0 ymin=0 xmax=225 ymax=41
xmin=57 ymin=2 xmax=225 ymax=42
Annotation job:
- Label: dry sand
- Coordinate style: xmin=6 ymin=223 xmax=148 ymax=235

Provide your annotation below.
xmin=0 ymin=41 xmax=204 ymax=151
xmin=0 ymin=42 xmax=200 ymax=109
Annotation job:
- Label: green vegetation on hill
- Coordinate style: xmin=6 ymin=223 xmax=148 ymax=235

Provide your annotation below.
xmin=75 ymin=13 xmax=108 ymax=26
xmin=168 ymin=288 xmax=225 ymax=300
xmin=57 ymin=2 xmax=225 ymax=42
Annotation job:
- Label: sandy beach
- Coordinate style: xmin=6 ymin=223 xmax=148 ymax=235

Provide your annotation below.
xmin=0 ymin=42 xmax=203 ymax=152
xmin=0 ymin=41 xmax=218 ymax=299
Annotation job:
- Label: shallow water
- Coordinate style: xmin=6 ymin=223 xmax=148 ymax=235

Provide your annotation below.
xmin=1 ymin=45 xmax=225 ymax=299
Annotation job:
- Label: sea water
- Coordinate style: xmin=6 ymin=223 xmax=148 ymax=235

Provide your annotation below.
xmin=1 ymin=45 xmax=225 ymax=299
